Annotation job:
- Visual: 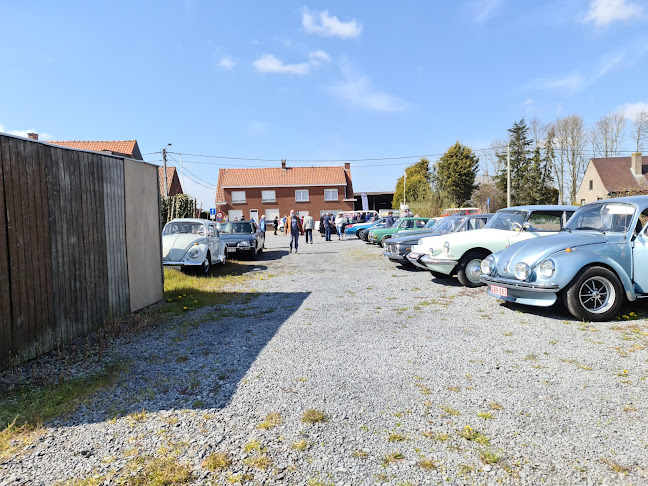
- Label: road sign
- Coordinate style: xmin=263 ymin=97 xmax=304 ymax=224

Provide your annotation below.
xmin=209 ymin=208 xmax=216 ymax=216
xmin=216 ymin=211 xmax=224 ymax=222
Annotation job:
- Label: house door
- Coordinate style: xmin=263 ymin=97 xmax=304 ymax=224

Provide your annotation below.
xmin=250 ymin=209 xmax=258 ymax=222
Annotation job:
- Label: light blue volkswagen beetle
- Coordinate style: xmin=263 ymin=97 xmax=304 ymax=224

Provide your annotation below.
xmin=480 ymin=196 xmax=648 ymax=321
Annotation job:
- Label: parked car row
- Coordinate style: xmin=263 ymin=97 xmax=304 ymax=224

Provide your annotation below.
xmin=372 ymin=197 xmax=648 ymax=321
xmin=161 ymin=218 xmax=265 ymax=274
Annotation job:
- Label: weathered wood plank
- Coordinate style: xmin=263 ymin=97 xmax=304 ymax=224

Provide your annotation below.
xmin=37 ymin=144 xmax=55 ymax=350
xmin=102 ymin=157 xmax=115 ymax=317
xmin=0 ymin=137 xmax=13 ymax=368
xmin=116 ymin=159 xmax=130 ymax=314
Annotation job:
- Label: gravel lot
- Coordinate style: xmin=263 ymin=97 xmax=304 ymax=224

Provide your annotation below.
xmin=2 ymin=231 xmax=648 ymax=485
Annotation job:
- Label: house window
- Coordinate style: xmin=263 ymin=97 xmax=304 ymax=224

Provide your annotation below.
xmin=231 ymin=191 xmax=246 ymax=204
xmin=295 ymin=189 xmax=309 ymax=202
xmin=262 ymin=190 xmax=276 ymax=203
xmin=589 ymin=180 xmax=593 ymax=190
xmin=580 ymin=199 xmax=585 ymax=205
xmin=324 ymin=189 xmax=338 ymax=201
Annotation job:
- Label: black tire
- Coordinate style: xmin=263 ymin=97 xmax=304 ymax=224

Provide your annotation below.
xmin=356 ymin=229 xmax=363 ymax=238
xmin=564 ymin=266 xmax=623 ymax=322
xmin=359 ymin=229 xmax=365 ymax=239
xmin=199 ymin=252 xmax=211 ymax=275
xmin=258 ymin=241 xmax=264 ymax=253
xmin=380 ymin=236 xmax=390 ymax=248
xmin=430 ymin=270 xmax=449 ymax=279
xmin=250 ymin=247 xmax=258 ymax=260
xmin=456 ymin=251 xmax=488 ymax=287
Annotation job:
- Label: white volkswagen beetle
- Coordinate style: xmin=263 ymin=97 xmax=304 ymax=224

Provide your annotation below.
xmin=162 ymin=218 xmax=226 ymax=274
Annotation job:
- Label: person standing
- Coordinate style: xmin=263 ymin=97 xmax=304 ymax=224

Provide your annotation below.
xmin=323 ymin=212 xmax=332 ymax=241
xmin=303 ymin=213 xmax=315 ymax=244
xmin=335 ymin=212 xmax=347 ymax=241
xmin=284 ymin=209 xmax=304 ymax=253
xmin=273 ymin=216 xmax=279 ymax=235
xmin=259 ymin=215 xmax=266 ymax=237
xmin=385 ymin=211 xmax=395 ymax=228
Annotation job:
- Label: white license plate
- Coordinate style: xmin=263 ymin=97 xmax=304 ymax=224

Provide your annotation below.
xmin=226 ymin=247 xmax=237 ymax=253
xmin=490 ymin=285 xmax=507 ymax=297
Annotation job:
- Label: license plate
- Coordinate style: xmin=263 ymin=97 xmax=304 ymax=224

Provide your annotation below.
xmin=409 ymin=252 xmax=420 ymax=259
xmin=227 ymin=247 xmax=237 ymax=253
xmin=490 ymin=285 xmax=507 ymax=297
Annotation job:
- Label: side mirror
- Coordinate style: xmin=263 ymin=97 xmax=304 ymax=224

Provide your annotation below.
xmin=522 ymin=222 xmax=532 ymax=231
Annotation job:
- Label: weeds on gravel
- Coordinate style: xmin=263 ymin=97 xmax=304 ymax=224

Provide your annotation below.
xmin=128 ymin=454 xmax=194 ymax=485
xmin=352 ymin=450 xmax=369 ymax=458
xmin=388 ymin=432 xmax=407 ymax=442
xmin=243 ymin=439 xmax=265 ymax=452
xmin=458 ymin=426 xmax=490 ymax=446
xmin=257 ymin=412 xmax=282 ymax=430
xmin=306 ymin=479 xmax=333 ymax=486
xmin=478 ymin=448 xmax=502 ymax=464
xmin=302 ymin=409 xmax=327 ymax=424
xmin=243 ymin=453 xmax=272 ymax=470
xmin=291 ymin=440 xmax=310 ymax=451
xmin=439 ymin=405 xmax=460 ymax=416
xmin=203 ymin=452 xmax=232 ymax=471
xmin=381 ymin=451 xmax=405 ymax=466
xmin=477 ymin=412 xmax=494 ymax=420
xmin=418 ymin=458 xmax=437 ymax=470
xmin=422 ymin=431 xmax=450 ymax=441
xmin=227 ymin=472 xmax=254 ymax=484
xmin=601 ymin=457 xmax=631 ymax=474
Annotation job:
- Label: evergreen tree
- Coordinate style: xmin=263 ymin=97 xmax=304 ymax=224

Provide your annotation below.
xmin=434 ymin=142 xmax=480 ymax=205
xmin=392 ymin=158 xmax=432 ymax=207
xmin=496 ymin=119 xmax=533 ymax=206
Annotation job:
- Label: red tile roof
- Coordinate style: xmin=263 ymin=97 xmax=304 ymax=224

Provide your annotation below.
xmin=592 ymin=156 xmax=648 ymax=193
xmin=158 ymin=167 xmax=184 ymax=197
xmin=47 ymin=140 xmax=143 ymax=160
xmin=216 ymin=165 xmax=351 ymax=203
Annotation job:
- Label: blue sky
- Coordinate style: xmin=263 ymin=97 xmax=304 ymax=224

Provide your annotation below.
xmin=1 ymin=0 xmax=647 ymax=209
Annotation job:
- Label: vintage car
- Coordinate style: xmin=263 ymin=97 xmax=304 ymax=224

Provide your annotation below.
xmin=368 ymin=217 xmax=429 ymax=246
xmin=344 ymin=216 xmax=382 ymax=237
xmin=480 ymin=197 xmax=648 ymax=321
xmin=407 ymin=205 xmax=577 ymax=286
xmin=162 ymin=218 xmax=227 ymax=274
xmin=392 ymin=217 xmax=442 ymax=237
xmin=384 ymin=214 xmax=493 ymax=264
xmin=360 ymin=218 xmax=394 ymax=241
xmin=219 ymin=220 xmax=265 ymax=259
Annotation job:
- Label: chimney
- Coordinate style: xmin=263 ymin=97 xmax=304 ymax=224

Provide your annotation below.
xmin=632 ymin=152 xmax=643 ymax=177
xmin=281 ymin=159 xmax=287 ymax=170
xmin=344 ymin=162 xmax=350 ymax=170
xmin=27 ymin=132 xmax=38 ymax=140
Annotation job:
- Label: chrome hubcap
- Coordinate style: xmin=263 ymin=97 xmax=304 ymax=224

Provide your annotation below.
xmin=468 ymin=259 xmax=482 ymax=282
xmin=579 ymin=276 xmax=614 ymax=314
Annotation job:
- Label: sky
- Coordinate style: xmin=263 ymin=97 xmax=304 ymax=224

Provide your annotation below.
xmin=1 ymin=0 xmax=648 ymax=209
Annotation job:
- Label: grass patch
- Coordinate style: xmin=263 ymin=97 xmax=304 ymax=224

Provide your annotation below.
xmin=477 ymin=412 xmax=494 ymax=420
xmin=257 ymin=412 xmax=282 ymax=430
xmin=291 ymin=440 xmax=310 ymax=451
xmin=243 ymin=453 xmax=272 ymax=470
xmin=458 ymin=426 xmax=490 ymax=446
xmin=381 ymin=451 xmax=405 ymax=466
xmin=202 ymin=452 xmax=232 ymax=471
xmin=422 ymin=431 xmax=450 ymax=441
xmin=302 ymin=409 xmax=327 ymax=424
xmin=243 ymin=439 xmax=264 ymax=452
xmin=129 ymin=455 xmax=194 ymax=485
xmin=478 ymin=448 xmax=502 ymax=464
xmin=439 ymin=405 xmax=460 ymax=416
xmin=352 ymin=450 xmax=369 ymax=458
xmin=418 ymin=458 xmax=437 ymax=470
xmin=388 ymin=433 xmax=407 ymax=442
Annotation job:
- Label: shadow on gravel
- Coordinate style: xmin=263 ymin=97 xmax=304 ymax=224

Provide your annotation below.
xmin=74 ymin=291 xmax=312 ymax=423
xmin=257 ymin=249 xmax=289 ymax=260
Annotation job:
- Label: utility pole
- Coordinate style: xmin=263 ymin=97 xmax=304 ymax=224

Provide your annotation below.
xmin=179 ymin=153 xmax=185 ymax=191
xmin=162 ymin=143 xmax=172 ymax=198
xmin=506 ymin=144 xmax=511 ymax=208
xmin=404 ymin=170 xmax=407 ymax=206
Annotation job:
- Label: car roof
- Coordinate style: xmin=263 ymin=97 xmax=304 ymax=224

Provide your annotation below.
xmin=167 ymin=218 xmax=210 ymax=224
xmin=500 ymin=205 xmax=578 ymax=212
xmin=583 ymin=195 xmax=648 ymax=206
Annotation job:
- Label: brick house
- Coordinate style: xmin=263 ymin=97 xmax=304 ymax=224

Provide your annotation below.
xmin=575 ymin=152 xmax=647 ymax=204
xmin=158 ymin=167 xmax=184 ymax=197
xmin=215 ymin=161 xmax=355 ymax=222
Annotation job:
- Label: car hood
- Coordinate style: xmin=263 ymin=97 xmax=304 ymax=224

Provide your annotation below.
xmin=494 ymin=232 xmax=608 ymax=272
xmin=162 ymin=234 xmax=206 ymax=260
xmin=220 ymin=233 xmax=254 ymax=242
xmin=390 ymin=229 xmax=448 ymax=244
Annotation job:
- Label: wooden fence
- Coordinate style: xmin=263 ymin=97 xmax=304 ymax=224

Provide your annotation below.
xmin=0 ymin=134 xmax=163 ymax=369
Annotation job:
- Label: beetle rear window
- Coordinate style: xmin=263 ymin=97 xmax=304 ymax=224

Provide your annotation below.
xmin=163 ymin=222 xmax=206 ymax=236
xmin=565 ymin=202 xmax=635 ymax=233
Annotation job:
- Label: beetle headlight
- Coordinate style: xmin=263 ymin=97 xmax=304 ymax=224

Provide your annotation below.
xmin=443 ymin=241 xmax=450 ymax=254
xmin=538 ymin=259 xmax=555 ymax=279
xmin=189 ymin=247 xmax=199 ymax=258
xmin=514 ymin=262 xmax=530 ymax=281
xmin=238 ymin=240 xmax=250 ymax=247
xmin=481 ymin=255 xmax=495 ymax=275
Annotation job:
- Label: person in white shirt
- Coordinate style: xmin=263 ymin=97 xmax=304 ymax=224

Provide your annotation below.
xmin=303 ymin=214 xmax=315 ymax=244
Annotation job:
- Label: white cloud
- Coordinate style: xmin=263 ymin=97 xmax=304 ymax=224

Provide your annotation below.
xmin=470 ymin=0 xmax=504 ymax=23
xmin=218 ymin=56 xmax=236 ymax=70
xmin=533 ymin=73 xmax=585 ymax=94
xmin=617 ymin=101 xmax=648 ymax=119
xmin=302 ymin=9 xmax=362 ymax=38
xmin=308 ymin=50 xmax=330 ymax=62
xmin=0 ymin=124 xmax=54 ymax=140
xmin=584 ymin=0 xmax=643 ymax=27
xmin=329 ymin=76 xmax=408 ymax=112
xmin=253 ymin=51 xmax=329 ymax=75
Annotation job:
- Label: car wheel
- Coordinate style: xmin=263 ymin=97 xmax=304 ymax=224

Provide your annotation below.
xmin=456 ymin=251 xmax=487 ymax=287
xmin=430 ymin=270 xmax=449 ymax=279
xmin=380 ymin=236 xmax=390 ymax=248
xmin=564 ymin=266 xmax=623 ymax=322
xmin=358 ymin=230 xmax=365 ymax=239
xmin=250 ymin=247 xmax=258 ymax=260
xmin=199 ymin=252 xmax=211 ymax=275
xmin=356 ymin=229 xmax=363 ymax=238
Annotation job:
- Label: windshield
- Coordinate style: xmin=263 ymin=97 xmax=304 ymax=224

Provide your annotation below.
xmin=219 ymin=222 xmax=253 ymax=234
xmin=163 ymin=221 xmax=206 ymax=236
xmin=423 ymin=219 xmax=438 ymax=229
xmin=484 ymin=210 xmax=527 ymax=230
xmin=390 ymin=218 xmax=401 ymax=228
xmin=434 ymin=216 xmax=467 ymax=232
xmin=565 ymin=202 xmax=635 ymax=233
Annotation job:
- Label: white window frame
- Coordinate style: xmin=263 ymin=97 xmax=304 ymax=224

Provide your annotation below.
xmin=324 ymin=189 xmax=338 ymax=201
xmin=231 ymin=191 xmax=246 ymax=204
xmin=262 ymin=190 xmax=276 ymax=203
xmin=295 ymin=189 xmax=309 ymax=202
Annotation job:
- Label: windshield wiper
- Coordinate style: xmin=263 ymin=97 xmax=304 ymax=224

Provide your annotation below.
xmin=561 ymin=227 xmax=571 ymax=233
xmin=576 ymin=226 xmax=606 ymax=234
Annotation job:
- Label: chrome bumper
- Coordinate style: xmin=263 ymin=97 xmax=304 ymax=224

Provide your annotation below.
xmin=480 ymin=275 xmax=559 ymax=292
xmin=163 ymin=261 xmax=202 ymax=266
xmin=420 ymin=255 xmax=457 ymax=266
xmin=383 ymin=250 xmax=405 ymax=260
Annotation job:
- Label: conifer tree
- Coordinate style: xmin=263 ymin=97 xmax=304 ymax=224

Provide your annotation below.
xmin=392 ymin=158 xmax=432 ymax=207
xmin=434 ymin=142 xmax=480 ymax=205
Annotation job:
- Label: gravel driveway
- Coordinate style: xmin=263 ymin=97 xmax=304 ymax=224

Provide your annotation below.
xmin=2 ymin=232 xmax=647 ymax=485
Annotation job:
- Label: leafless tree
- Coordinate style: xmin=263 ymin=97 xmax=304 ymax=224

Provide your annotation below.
xmin=591 ymin=112 xmax=626 ymax=157
xmin=553 ymin=115 xmax=587 ymax=204
xmin=529 ymin=116 xmax=548 ymax=148
xmin=632 ymin=110 xmax=648 ymax=152
xmin=481 ymin=139 xmax=507 ymax=178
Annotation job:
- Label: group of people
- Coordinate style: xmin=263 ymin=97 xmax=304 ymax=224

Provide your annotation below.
xmin=277 ymin=210 xmax=314 ymax=253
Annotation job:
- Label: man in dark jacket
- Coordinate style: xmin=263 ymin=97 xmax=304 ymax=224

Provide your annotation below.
xmin=385 ymin=211 xmax=395 ymax=228
xmin=284 ymin=209 xmax=304 ymax=253
xmin=273 ymin=216 xmax=279 ymax=235
xmin=323 ymin=212 xmax=333 ymax=241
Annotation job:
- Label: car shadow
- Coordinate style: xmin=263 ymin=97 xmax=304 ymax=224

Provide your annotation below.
xmin=58 ymin=291 xmax=311 ymax=424
xmin=208 ymin=261 xmax=268 ymax=275
xmin=257 ymin=249 xmax=289 ymax=260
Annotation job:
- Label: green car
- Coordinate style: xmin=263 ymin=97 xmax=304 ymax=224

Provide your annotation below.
xmin=368 ymin=217 xmax=430 ymax=246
